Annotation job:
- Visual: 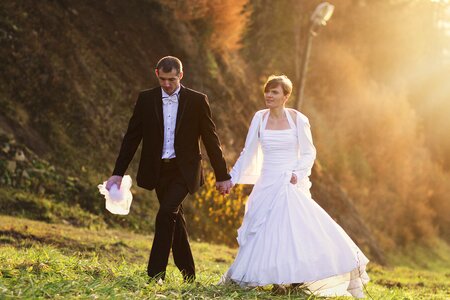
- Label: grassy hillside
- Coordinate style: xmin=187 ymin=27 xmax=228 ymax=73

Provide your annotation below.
xmin=0 ymin=0 xmax=255 ymax=241
xmin=0 ymin=0 xmax=255 ymax=172
xmin=0 ymin=0 xmax=388 ymax=263
xmin=1 ymin=215 xmax=449 ymax=299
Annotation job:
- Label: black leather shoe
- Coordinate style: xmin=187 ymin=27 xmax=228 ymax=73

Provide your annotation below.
xmin=183 ymin=274 xmax=196 ymax=283
xmin=148 ymin=272 xmax=165 ymax=285
xmin=148 ymin=277 xmax=164 ymax=286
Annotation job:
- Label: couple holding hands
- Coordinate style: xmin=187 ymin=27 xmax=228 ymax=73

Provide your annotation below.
xmin=105 ymin=56 xmax=369 ymax=298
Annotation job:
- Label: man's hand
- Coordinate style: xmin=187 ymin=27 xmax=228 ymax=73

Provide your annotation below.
xmin=215 ymin=179 xmax=233 ymax=195
xmin=106 ymin=175 xmax=123 ymax=191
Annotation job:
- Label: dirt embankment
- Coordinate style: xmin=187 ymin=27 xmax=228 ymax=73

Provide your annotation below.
xmin=0 ymin=0 xmax=384 ymax=262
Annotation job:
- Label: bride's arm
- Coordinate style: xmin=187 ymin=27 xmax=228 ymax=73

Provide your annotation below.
xmin=293 ymin=113 xmax=316 ymax=181
xmin=230 ymin=111 xmax=262 ymax=184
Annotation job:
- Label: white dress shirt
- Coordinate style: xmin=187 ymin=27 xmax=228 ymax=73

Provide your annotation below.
xmin=161 ymin=86 xmax=180 ymax=159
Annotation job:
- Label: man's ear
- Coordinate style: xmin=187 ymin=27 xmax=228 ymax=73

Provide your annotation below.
xmin=178 ymin=71 xmax=183 ymax=80
xmin=155 ymin=69 xmax=159 ymax=77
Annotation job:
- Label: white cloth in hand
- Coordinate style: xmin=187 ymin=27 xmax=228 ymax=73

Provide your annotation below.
xmin=97 ymin=175 xmax=133 ymax=215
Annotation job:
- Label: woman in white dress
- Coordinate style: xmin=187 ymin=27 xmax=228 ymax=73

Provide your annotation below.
xmin=220 ymin=75 xmax=370 ymax=298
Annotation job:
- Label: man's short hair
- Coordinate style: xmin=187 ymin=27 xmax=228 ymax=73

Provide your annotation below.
xmin=156 ymin=56 xmax=183 ymax=74
xmin=263 ymin=75 xmax=293 ymax=96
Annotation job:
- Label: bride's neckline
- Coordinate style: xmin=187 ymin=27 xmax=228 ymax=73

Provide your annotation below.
xmin=263 ymin=109 xmax=295 ymax=131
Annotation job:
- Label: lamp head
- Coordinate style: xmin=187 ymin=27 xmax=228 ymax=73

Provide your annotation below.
xmin=311 ymin=2 xmax=335 ymax=26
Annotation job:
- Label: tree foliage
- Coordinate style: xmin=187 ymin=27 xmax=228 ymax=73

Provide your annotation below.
xmin=242 ymin=0 xmax=450 ymax=248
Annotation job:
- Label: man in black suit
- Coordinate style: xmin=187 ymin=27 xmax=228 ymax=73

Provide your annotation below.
xmin=106 ymin=56 xmax=232 ymax=282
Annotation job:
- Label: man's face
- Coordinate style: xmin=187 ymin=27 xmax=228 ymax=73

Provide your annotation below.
xmin=155 ymin=68 xmax=183 ymax=95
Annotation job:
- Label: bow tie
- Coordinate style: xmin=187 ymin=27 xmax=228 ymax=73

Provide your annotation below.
xmin=162 ymin=94 xmax=178 ymax=105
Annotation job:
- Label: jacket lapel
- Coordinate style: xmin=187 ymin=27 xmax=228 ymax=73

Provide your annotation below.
xmin=154 ymin=88 xmax=164 ymax=137
xmin=175 ymin=85 xmax=188 ymax=136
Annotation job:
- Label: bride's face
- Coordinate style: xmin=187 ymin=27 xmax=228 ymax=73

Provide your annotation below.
xmin=264 ymin=85 xmax=288 ymax=109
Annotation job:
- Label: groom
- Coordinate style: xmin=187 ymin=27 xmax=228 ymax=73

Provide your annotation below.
xmin=106 ymin=56 xmax=232 ymax=282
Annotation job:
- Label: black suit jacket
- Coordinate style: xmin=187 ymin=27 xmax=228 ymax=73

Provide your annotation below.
xmin=112 ymin=85 xmax=230 ymax=194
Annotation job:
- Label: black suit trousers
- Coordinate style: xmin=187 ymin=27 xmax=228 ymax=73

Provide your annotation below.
xmin=147 ymin=160 xmax=195 ymax=280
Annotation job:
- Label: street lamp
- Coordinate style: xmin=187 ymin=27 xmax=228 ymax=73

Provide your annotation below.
xmin=295 ymin=2 xmax=335 ymax=110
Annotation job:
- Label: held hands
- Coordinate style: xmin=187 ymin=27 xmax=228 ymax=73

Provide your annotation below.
xmin=216 ymin=179 xmax=233 ymax=195
xmin=106 ymin=175 xmax=123 ymax=190
xmin=290 ymin=173 xmax=297 ymax=185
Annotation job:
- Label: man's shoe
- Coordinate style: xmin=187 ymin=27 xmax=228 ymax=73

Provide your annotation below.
xmin=148 ymin=275 xmax=164 ymax=286
xmin=148 ymin=278 xmax=164 ymax=285
xmin=183 ymin=274 xmax=196 ymax=283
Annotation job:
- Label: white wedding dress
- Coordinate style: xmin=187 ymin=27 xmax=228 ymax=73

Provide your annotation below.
xmin=220 ymin=109 xmax=370 ymax=298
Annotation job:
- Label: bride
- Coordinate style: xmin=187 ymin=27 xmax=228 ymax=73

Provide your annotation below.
xmin=219 ymin=75 xmax=370 ymax=298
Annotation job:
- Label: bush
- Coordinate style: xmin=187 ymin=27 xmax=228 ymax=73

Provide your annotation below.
xmin=186 ymin=171 xmax=249 ymax=246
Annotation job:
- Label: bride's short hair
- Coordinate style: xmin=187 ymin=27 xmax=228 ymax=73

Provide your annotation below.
xmin=263 ymin=75 xmax=293 ymax=96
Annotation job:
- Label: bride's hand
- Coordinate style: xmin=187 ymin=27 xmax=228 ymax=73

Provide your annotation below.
xmin=290 ymin=173 xmax=297 ymax=184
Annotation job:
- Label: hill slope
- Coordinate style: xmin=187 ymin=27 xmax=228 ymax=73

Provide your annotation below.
xmin=1 ymin=216 xmax=449 ymax=299
xmin=1 ymin=0 xmax=384 ymax=262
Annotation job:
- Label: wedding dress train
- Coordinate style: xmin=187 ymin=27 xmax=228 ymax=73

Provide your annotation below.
xmin=220 ymin=109 xmax=369 ymax=298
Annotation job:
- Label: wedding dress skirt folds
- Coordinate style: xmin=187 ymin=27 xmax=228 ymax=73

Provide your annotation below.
xmin=220 ymin=109 xmax=369 ymax=298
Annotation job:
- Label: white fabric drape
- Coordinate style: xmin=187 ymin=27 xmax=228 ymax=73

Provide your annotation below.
xmin=230 ymin=109 xmax=316 ymax=185
xmin=222 ymin=108 xmax=370 ymax=298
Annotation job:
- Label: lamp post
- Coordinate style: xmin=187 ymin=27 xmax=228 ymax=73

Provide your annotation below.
xmin=295 ymin=2 xmax=335 ymax=110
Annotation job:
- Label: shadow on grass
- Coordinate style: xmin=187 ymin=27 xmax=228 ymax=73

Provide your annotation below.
xmin=144 ymin=280 xmax=317 ymax=300
xmin=0 ymin=228 xmax=145 ymax=263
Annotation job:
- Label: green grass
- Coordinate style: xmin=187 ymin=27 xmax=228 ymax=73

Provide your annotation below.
xmin=0 ymin=215 xmax=449 ymax=299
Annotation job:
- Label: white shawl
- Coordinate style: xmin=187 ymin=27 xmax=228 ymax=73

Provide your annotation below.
xmin=230 ymin=108 xmax=316 ymax=184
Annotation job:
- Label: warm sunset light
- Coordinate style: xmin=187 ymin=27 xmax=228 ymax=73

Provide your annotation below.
xmin=0 ymin=0 xmax=449 ymax=298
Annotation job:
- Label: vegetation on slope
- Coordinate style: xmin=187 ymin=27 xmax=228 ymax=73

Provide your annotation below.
xmin=0 ymin=0 xmax=386 ymax=261
xmin=1 ymin=0 xmax=449 ymax=265
xmin=1 ymin=216 xmax=449 ymax=299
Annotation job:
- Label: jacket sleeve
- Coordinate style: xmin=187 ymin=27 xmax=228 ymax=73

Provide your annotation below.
xmin=293 ymin=113 xmax=316 ymax=181
xmin=230 ymin=111 xmax=263 ymax=184
xmin=199 ymin=96 xmax=231 ymax=182
xmin=112 ymin=94 xmax=143 ymax=176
